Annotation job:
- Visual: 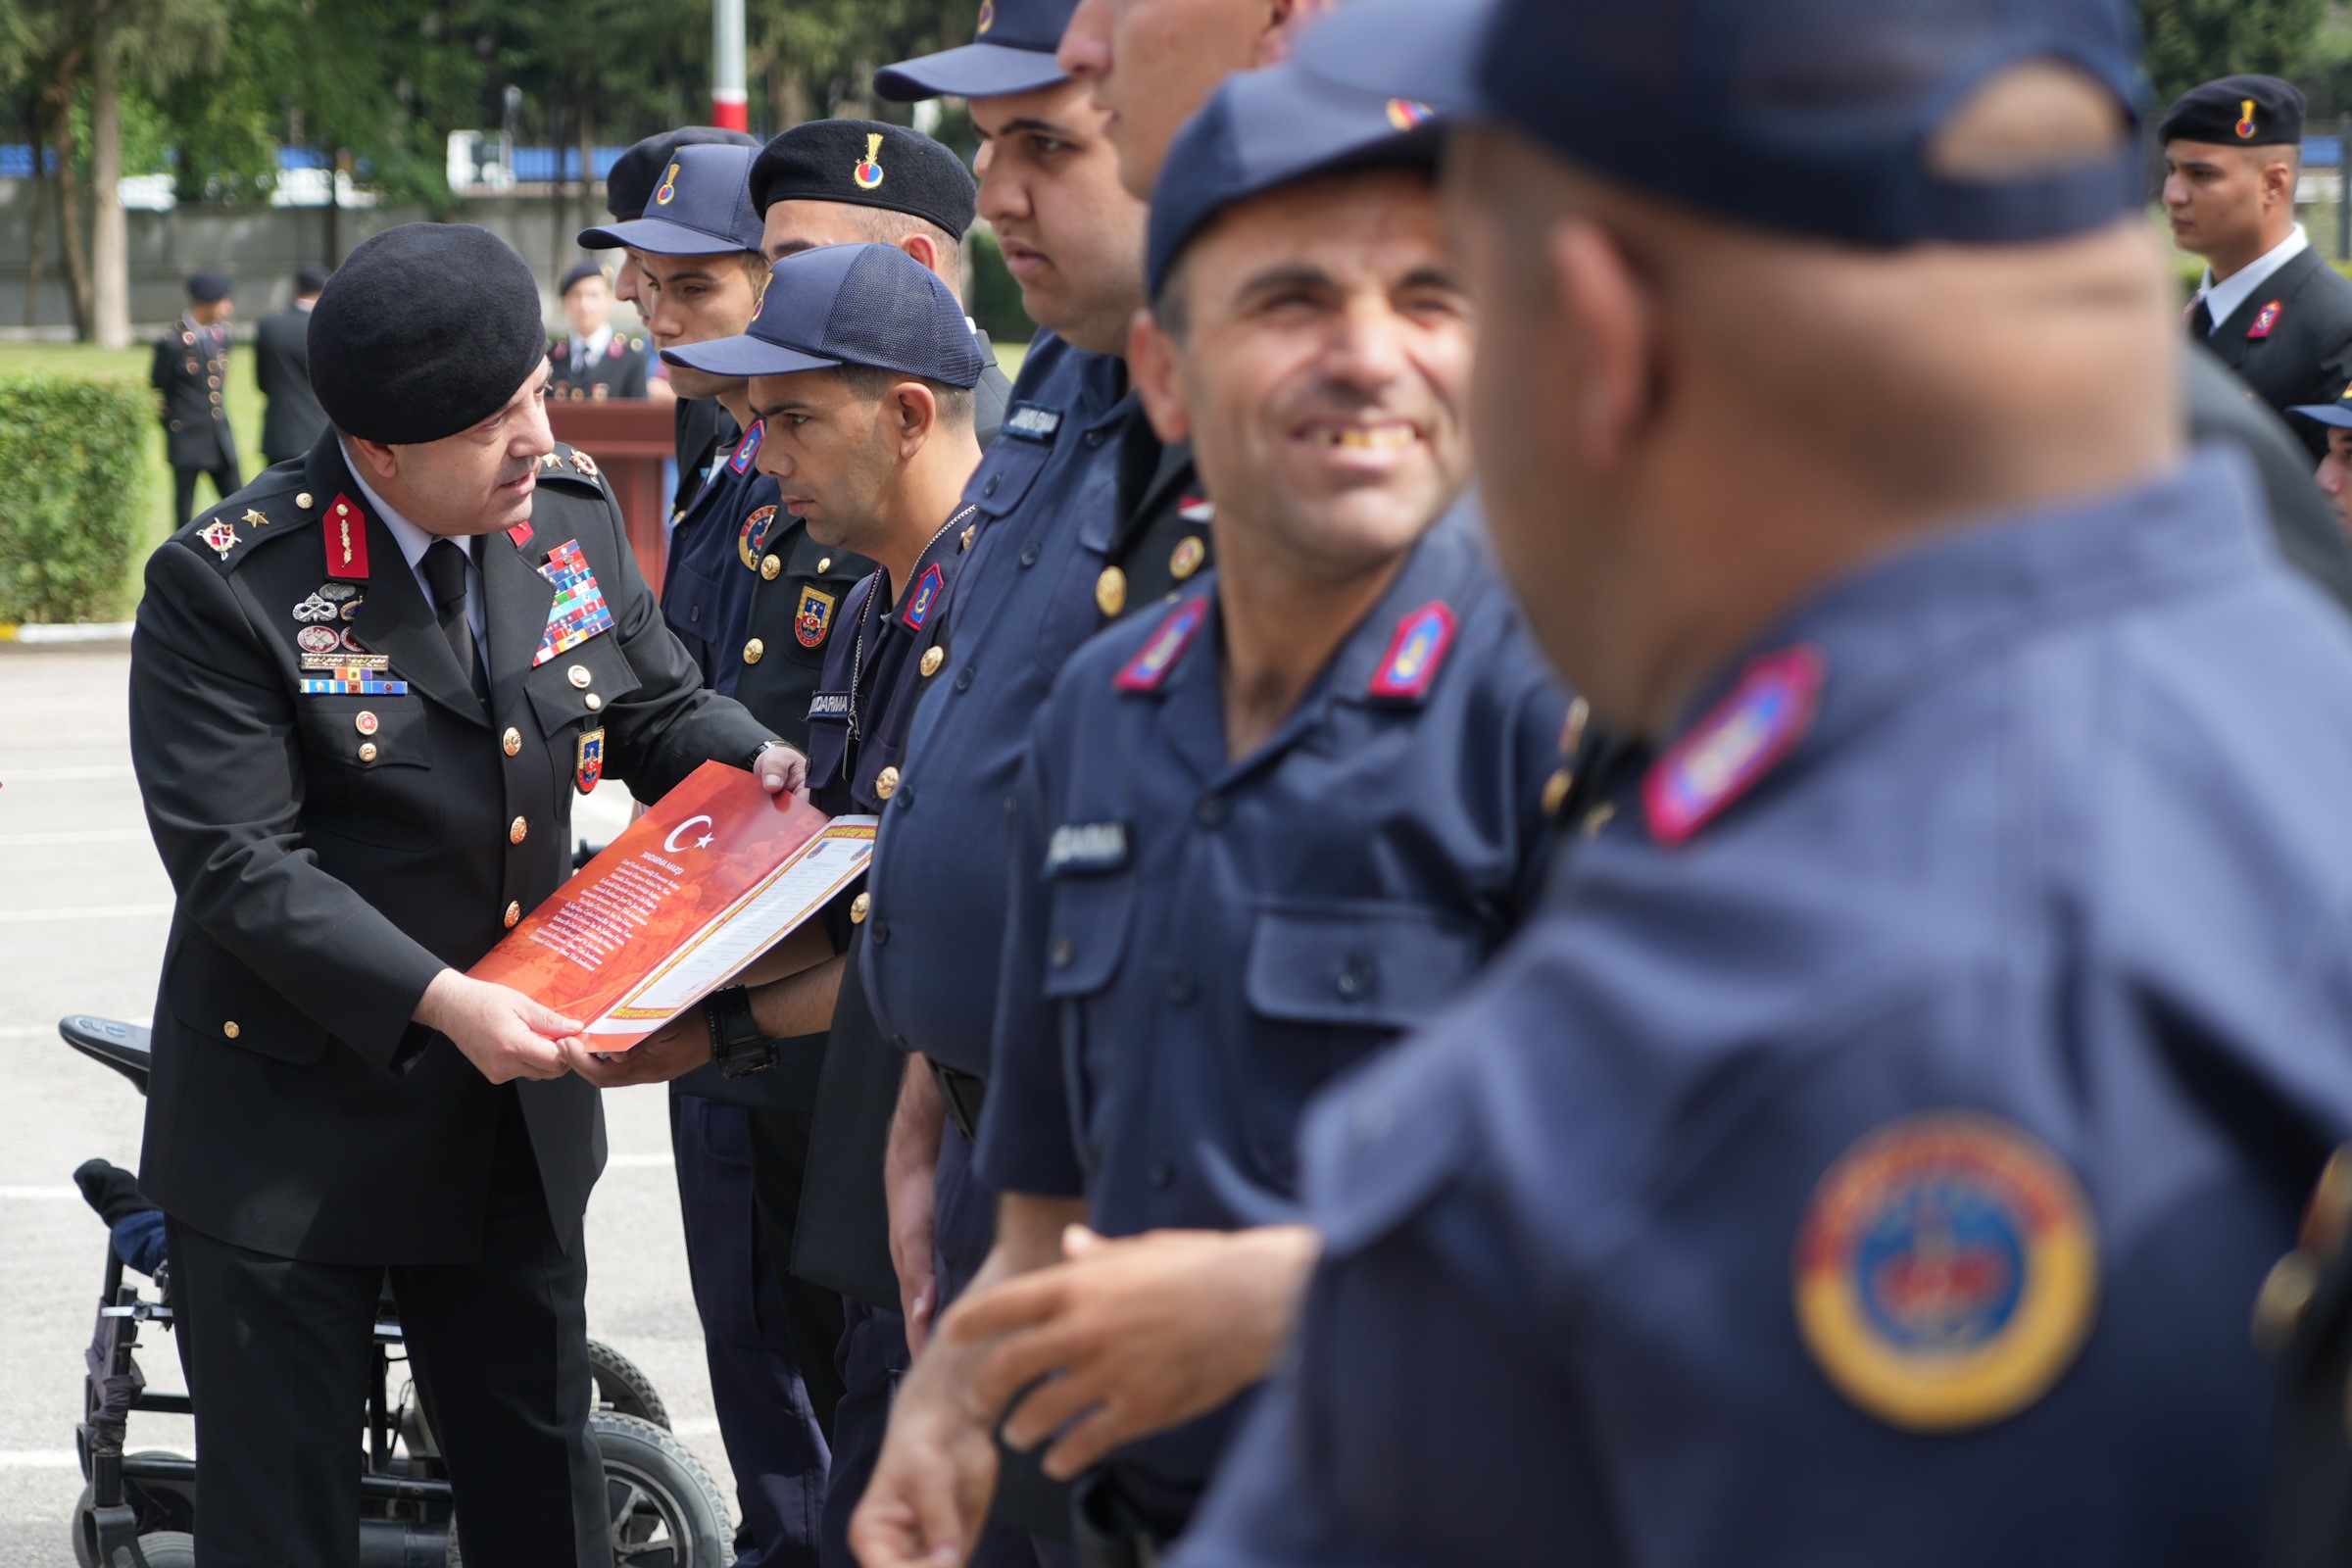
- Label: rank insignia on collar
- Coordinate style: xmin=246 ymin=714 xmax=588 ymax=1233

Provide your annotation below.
xmin=241 ymin=508 xmax=270 ymax=529
xmin=1115 ymin=597 xmax=1209 ymax=693
xmin=1642 ymin=645 xmax=1823 ymax=846
xmin=569 ymin=449 xmax=601 ymax=478
xmin=797 ymin=585 xmax=837 ymax=648
xmin=1367 ymin=601 xmax=1456 ymax=701
xmin=739 ymin=505 xmax=780 ymax=570
xmin=507 ymin=521 xmax=534 ymax=550
xmin=536 ymin=540 xmax=617 ymax=665
xmin=324 ymin=494 xmax=369 ymax=580
xmin=575 ymin=727 xmax=606 ymax=794
xmin=731 ymin=421 xmax=764 ymax=474
xmin=2250 ymin=298 xmax=2284 ymax=340
xmin=200 ymin=519 xmax=239 ymax=559
xmin=901 ymin=564 xmax=945 ymax=631
xmin=1794 ymin=1113 xmax=2096 ymax=1432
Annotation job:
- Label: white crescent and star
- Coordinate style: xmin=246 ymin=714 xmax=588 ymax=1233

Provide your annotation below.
xmin=663 ymin=815 xmax=716 ymax=854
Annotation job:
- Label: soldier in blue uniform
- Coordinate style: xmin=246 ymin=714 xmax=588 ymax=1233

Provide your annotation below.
xmin=850 ymin=65 xmax=1567 ymax=1568
xmin=1119 ymin=3 xmax=2352 ymax=1566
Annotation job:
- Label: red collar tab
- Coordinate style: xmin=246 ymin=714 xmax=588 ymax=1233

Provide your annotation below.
xmin=1115 ymin=598 xmax=1209 ymax=693
xmin=323 ymin=493 xmax=370 ymax=581
xmin=2250 ymin=299 xmax=2285 ymax=340
xmin=1366 ymin=601 xmax=1457 ymax=701
xmin=1642 ymin=646 xmax=1825 ymax=847
xmin=507 ymin=522 xmax=536 ymax=550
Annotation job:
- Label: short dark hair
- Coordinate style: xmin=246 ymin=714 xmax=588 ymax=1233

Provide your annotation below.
xmin=837 ymin=363 xmax=975 ymax=430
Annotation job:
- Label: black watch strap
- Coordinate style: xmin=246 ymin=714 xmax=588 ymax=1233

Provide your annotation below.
xmin=706 ymin=986 xmax=772 ymax=1077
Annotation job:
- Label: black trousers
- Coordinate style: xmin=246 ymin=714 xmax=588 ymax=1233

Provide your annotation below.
xmin=745 ymin=1104 xmax=850 ymax=1435
xmin=167 ymin=1093 xmax=608 ymax=1568
xmin=172 ymin=462 xmax=241 ymax=530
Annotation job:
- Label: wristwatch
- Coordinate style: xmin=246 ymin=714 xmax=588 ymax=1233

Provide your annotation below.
xmin=706 ymin=986 xmax=772 ymax=1078
xmin=748 ymin=739 xmax=791 ymax=770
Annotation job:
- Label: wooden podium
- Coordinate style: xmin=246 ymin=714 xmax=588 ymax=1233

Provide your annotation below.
xmin=546 ymin=400 xmax=675 ymax=591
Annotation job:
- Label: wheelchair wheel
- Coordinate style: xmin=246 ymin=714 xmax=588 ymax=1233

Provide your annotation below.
xmin=74 ymin=1454 xmax=199 ymax=1567
xmin=444 ymin=1412 xmax=730 ymax=1568
xmin=124 ymin=1533 xmax=195 ymax=1568
xmin=586 ymin=1338 xmax=671 ymax=1430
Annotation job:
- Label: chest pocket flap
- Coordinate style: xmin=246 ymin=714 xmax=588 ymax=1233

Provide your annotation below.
xmin=1039 ymin=876 xmax=1136 ymax=999
xmin=295 ymin=697 xmax=430 ymax=770
xmin=523 ymin=626 xmax=641 ymax=735
xmin=1247 ymin=900 xmax=1485 ymax=1033
xmin=971 ymin=435 xmax=1054 ymax=523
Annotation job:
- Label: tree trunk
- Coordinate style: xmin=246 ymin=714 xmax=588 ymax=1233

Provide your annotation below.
xmin=48 ymin=72 xmax=93 ymax=341
xmin=576 ymin=100 xmax=596 ymax=247
xmin=90 ymin=1 xmax=132 ymax=349
xmin=24 ymin=98 xmax=50 ymax=330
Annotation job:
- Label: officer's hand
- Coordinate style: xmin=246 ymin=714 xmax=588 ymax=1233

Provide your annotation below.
xmin=415 ymin=970 xmax=580 ymax=1085
xmin=847 ymin=1347 xmax=1001 ymax=1568
xmin=558 ymin=1010 xmax=707 ymax=1088
xmin=946 ymin=1225 xmax=1323 ymax=1481
xmin=753 ymin=741 xmax=808 ymax=796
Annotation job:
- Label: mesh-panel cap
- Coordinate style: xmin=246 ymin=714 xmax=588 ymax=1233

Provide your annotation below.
xmin=1296 ymin=0 xmax=2148 ymax=249
xmin=1149 ymin=63 xmax=1440 ymax=297
xmin=874 ymin=0 xmax=1075 ymax=102
xmin=606 ymin=126 xmax=762 ymax=220
xmin=662 ymin=243 xmax=987 ymax=388
xmin=577 ymin=144 xmax=764 ymax=256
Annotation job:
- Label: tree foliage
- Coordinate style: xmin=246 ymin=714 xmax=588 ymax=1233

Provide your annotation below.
xmin=2139 ymin=0 xmax=2329 ymax=108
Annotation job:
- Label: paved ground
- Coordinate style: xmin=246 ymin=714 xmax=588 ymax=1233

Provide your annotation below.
xmin=0 ymin=648 xmax=738 ymax=1566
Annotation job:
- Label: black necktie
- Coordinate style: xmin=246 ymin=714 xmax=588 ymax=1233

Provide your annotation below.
xmin=2187 ymin=296 xmax=2216 ymax=340
xmin=420 ymin=538 xmax=487 ymax=701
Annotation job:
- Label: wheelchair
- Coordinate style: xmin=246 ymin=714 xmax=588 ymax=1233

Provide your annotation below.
xmin=59 ymin=1014 xmax=735 ymax=1568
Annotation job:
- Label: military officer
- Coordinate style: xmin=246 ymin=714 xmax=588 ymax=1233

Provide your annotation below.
xmin=550 ymin=261 xmax=650 ymax=401
xmin=578 ymin=141 xmax=856 ymax=1568
xmin=152 ymin=270 xmax=241 ymax=529
xmin=2291 ymin=379 xmax=2352 ymax=540
xmin=128 ymin=221 xmax=801 ymax=1568
xmin=2165 ymin=75 xmax=2352 ymax=461
xmin=850 ymin=67 xmax=1562 ymax=1568
xmin=1160 ymin=3 xmax=2352 ymax=1566
xmin=254 ymin=263 xmax=329 ymax=466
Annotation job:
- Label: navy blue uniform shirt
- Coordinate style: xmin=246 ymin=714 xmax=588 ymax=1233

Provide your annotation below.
xmin=1174 ymin=450 xmax=2352 ymax=1568
xmin=662 ymin=417 xmax=772 ymax=701
xmin=973 ymin=512 xmax=1568 ymax=1517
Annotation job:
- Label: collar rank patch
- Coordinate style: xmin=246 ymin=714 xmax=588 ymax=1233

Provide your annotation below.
xmin=535 ymin=539 xmax=616 ymax=665
xmin=1642 ymin=645 xmax=1824 ymax=846
xmin=575 ymin=726 xmax=606 ymax=794
xmin=900 ymin=564 xmax=945 ymax=632
xmin=739 ymin=505 xmax=780 ymax=570
xmin=1367 ymin=601 xmax=1457 ymax=701
xmin=2250 ymin=298 xmax=2285 ymax=340
xmin=200 ymin=518 xmax=240 ymax=560
xmin=324 ymin=493 xmax=369 ymax=580
xmin=1001 ymin=403 xmax=1062 ymax=442
xmin=1115 ymin=597 xmax=1208 ymax=693
xmin=507 ymin=521 xmax=535 ymax=550
xmin=798 ymin=585 xmax=838 ymax=648
xmin=731 ymin=420 xmax=764 ymax=475
xmin=1047 ymin=821 xmax=1131 ymax=877
xmin=1178 ymin=495 xmax=1214 ymax=524
xmin=1794 ymin=1112 xmax=2097 ymax=1433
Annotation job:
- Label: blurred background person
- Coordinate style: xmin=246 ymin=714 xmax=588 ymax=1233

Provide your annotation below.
xmin=151 ymin=270 xmax=240 ymax=530
xmin=254 ymin=263 xmax=328 ymax=468
xmin=550 ymin=260 xmax=650 ymax=402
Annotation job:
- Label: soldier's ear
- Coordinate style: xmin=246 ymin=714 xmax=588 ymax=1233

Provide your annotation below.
xmin=890 ymin=380 xmax=941 ymax=457
xmin=1128 ymin=308 xmax=1190 ymax=447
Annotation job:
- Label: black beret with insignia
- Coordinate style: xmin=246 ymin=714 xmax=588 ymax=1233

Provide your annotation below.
xmin=308 ymin=223 xmax=548 ymax=446
xmin=607 ymin=126 xmax=763 ymax=220
xmin=2159 ymin=74 xmax=2306 ymax=150
xmin=748 ymin=119 xmax=977 ymax=237
xmin=559 ymin=259 xmax=610 ymax=296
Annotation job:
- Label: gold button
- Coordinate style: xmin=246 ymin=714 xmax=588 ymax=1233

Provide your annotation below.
xmin=1580 ymin=802 xmax=1615 ymax=838
xmin=296 ymin=492 xmax=314 ymax=508
xmin=504 ymin=901 xmax=522 ymax=929
xmin=817 ymin=558 xmax=832 ymax=573
xmin=222 ymin=1021 xmax=241 ymax=1040
xmin=567 ymin=664 xmax=591 ymax=689
xmin=358 ymin=741 xmax=379 ymax=762
xmin=585 ymin=693 xmax=603 ymax=710
xmin=760 ymin=554 xmax=782 ymax=581
xmin=919 ymin=646 xmax=946 ymax=678
xmin=355 ymin=710 xmax=379 ymax=736
xmin=1170 ymin=536 xmax=1206 ymax=581
xmin=502 ymin=727 xmax=522 ymax=757
xmin=1095 ymin=565 xmax=1127 ymax=617
xmin=874 ymin=765 xmax=900 ymax=801
xmin=2255 ymin=1250 xmax=2322 ymax=1351
xmin=510 ymin=816 xmax=529 ymax=845
xmin=850 ymin=892 xmax=871 ymax=925
xmin=1542 ymin=768 xmax=1573 ymax=817
xmin=743 ymin=638 xmax=765 ymax=665
xmin=1562 ymin=697 xmax=1592 ymax=759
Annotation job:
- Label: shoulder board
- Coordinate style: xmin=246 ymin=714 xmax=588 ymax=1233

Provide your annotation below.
xmin=1366 ymin=601 xmax=1457 ymax=702
xmin=1642 ymin=645 xmax=1825 ymax=847
xmin=1115 ymin=596 xmax=1209 ymax=694
xmin=539 ymin=444 xmax=609 ymax=490
xmin=179 ymin=484 xmax=314 ymax=574
xmin=2249 ymin=298 xmax=2285 ymax=340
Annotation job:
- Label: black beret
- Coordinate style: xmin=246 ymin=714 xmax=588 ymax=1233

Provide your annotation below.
xmin=186 ymin=270 xmax=233 ymax=303
xmin=749 ymin=120 xmax=977 ymax=237
xmin=608 ymin=126 xmax=762 ymax=220
xmin=294 ymin=263 xmax=330 ymax=295
xmin=309 ymin=224 xmax=549 ymax=446
xmin=559 ymin=259 xmax=610 ymax=296
xmin=2159 ymin=74 xmax=2305 ymax=150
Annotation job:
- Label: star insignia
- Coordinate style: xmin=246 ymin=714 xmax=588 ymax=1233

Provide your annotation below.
xmin=540 ymin=452 xmax=561 ymax=468
xmin=241 ymin=507 xmax=270 ymax=528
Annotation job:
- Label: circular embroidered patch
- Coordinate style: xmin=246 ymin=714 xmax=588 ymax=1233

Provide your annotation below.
xmin=738 ymin=505 xmax=779 ymax=571
xmin=1792 ymin=1112 xmax=2096 ymax=1432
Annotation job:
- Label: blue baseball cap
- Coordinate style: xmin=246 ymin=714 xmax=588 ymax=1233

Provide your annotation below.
xmin=1295 ymin=0 xmax=2149 ymax=249
xmin=577 ymin=144 xmax=763 ymax=256
xmin=2290 ymin=380 xmax=2352 ymax=431
xmin=662 ymin=243 xmax=988 ymax=387
xmin=873 ymin=0 xmax=1073 ymax=103
xmin=1148 ymin=63 xmax=1440 ymax=298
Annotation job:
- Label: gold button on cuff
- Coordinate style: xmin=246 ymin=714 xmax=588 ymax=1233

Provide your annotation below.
xmin=743 ymin=638 xmax=766 ymax=665
xmin=584 ymin=693 xmax=603 ymax=711
xmin=510 ymin=816 xmax=529 ymax=845
xmin=566 ymin=664 xmax=592 ymax=689
xmin=760 ymin=554 xmax=782 ymax=581
xmin=502 ymin=727 xmax=522 ymax=757
xmin=503 ymin=901 xmax=522 ymax=929
xmin=222 ymin=1021 xmax=241 ymax=1040
xmin=296 ymin=492 xmax=314 ymax=509
xmin=1542 ymin=768 xmax=1573 ymax=818
xmin=1096 ymin=565 xmax=1127 ymax=617
xmin=357 ymin=741 xmax=379 ymax=762
xmin=874 ymin=765 xmax=901 ymax=801
xmin=919 ymin=646 xmax=946 ymax=678
xmin=850 ymin=892 xmax=871 ymax=925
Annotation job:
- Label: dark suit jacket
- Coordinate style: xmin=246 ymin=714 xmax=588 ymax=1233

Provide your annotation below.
xmin=2203 ymin=247 xmax=2352 ymax=462
xmin=130 ymin=431 xmax=773 ymax=1265
xmin=254 ymin=306 xmax=327 ymax=465
xmin=2186 ymin=342 xmax=2352 ymax=615
xmin=150 ymin=319 xmax=237 ymax=471
xmin=551 ymin=333 xmax=650 ymax=401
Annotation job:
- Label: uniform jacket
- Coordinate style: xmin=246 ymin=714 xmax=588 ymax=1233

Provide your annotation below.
xmin=2202 ymin=246 xmax=2352 ymax=461
xmin=551 ymin=332 xmax=651 ymax=402
xmin=130 ymin=430 xmax=773 ymax=1265
xmin=253 ymin=306 xmax=327 ymax=466
xmin=150 ymin=318 xmax=237 ymax=471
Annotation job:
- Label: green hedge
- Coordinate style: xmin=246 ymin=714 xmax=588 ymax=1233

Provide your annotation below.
xmin=0 ymin=375 xmax=151 ymax=623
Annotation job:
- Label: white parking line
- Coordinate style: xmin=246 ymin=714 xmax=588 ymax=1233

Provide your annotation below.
xmin=0 ymin=1450 xmax=82 ymax=1469
xmin=0 ymin=1185 xmax=79 ymax=1200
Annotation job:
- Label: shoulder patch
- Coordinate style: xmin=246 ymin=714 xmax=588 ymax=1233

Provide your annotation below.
xmin=731 ymin=419 xmax=764 ymax=474
xmin=1642 ymin=645 xmax=1823 ymax=846
xmin=539 ymin=445 xmax=607 ymax=490
xmin=1046 ymin=821 xmax=1131 ymax=877
xmin=1001 ymin=402 xmax=1062 ymax=442
xmin=1115 ymin=597 xmax=1209 ymax=693
xmin=2249 ymin=298 xmax=2284 ymax=340
xmin=1366 ymin=601 xmax=1457 ymax=701
xmin=1794 ymin=1112 xmax=2097 ymax=1433
xmin=900 ymin=563 xmax=946 ymax=631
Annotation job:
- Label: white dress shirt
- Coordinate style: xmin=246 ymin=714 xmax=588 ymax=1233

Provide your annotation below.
xmin=2195 ymin=223 xmax=2310 ymax=334
xmin=344 ymin=455 xmax=487 ymax=650
xmin=570 ymin=323 xmax=615 ymax=369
